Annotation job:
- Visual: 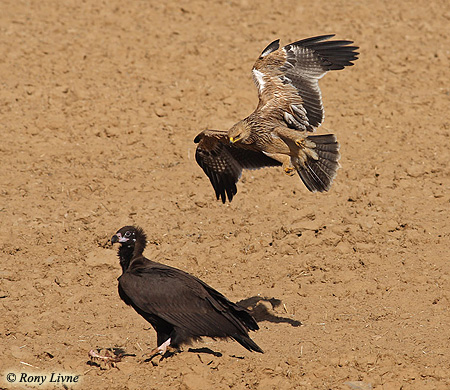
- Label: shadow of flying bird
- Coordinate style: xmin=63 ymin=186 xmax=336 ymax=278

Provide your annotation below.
xmin=237 ymin=296 xmax=302 ymax=327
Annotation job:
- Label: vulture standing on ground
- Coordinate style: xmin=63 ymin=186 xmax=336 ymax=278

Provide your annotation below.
xmin=111 ymin=225 xmax=263 ymax=357
xmin=194 ymin=34 xmax=359 ymax=202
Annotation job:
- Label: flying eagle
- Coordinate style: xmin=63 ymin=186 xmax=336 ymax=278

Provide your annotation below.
xmin=194 ymin=34 xmax=359 ymax=203
xmin=110 ymin=226 xmax=263 ymax=358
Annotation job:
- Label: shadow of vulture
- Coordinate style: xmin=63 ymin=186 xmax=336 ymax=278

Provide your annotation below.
xmin=237 ymin=296 xmax=302 ymax=327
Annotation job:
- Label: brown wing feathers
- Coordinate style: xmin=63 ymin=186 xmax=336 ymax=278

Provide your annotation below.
xmin=281 ymin=35 xmax=359 ymax=128
xmin=194 ymin=35 xmax=358 ymax=202
xmin=194 ymin=132 xmax=281 ymax=203
xmin=194 ymin=133 xmax=241 ymax=202
xmin=289 ymin=34 xmax=359 ymax=71
xmin=285 ymin=34 xmax=358 ymax=71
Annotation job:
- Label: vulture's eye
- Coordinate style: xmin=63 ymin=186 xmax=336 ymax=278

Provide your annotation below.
xmin=124 ymin=231 xmax=132 ymax=238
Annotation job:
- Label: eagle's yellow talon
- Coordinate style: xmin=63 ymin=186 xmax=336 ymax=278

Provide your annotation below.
xmin=284 ymin=166 xmax=296 ymax=176
xmin=295 ymin=139 xmax=306 ymax=148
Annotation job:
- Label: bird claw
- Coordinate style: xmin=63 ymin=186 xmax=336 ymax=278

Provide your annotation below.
xmin=295 ymin=138 xmax=306 ymax=148
xmin=142 ymin=339 xmax=179 ymax=363
xmin=284 ymin=166 xmax=296 ymax=176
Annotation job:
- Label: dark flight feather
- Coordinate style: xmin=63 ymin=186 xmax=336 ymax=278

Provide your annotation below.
xmin=259 ymin=39 xmax=280 ymax=58
xmin=280 ymin=35 xmax=359 ymax=128
xmin=194 ymin=131 xmax=281 ymax=203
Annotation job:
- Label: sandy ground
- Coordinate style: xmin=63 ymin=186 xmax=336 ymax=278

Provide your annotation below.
xmin=1 ymin=0 xmax=449 ymax=389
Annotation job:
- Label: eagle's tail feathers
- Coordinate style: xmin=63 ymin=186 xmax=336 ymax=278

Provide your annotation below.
xmin=293 ymin=134 xmax=340 ymax=192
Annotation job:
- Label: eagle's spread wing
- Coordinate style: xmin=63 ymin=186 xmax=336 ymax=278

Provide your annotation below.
xmin=252 ymin=35 xmax=359 ymax=131
xmin=194 ymin=130 xmax=282 ymax=203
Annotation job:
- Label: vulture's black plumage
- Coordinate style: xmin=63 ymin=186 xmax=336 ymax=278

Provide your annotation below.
xmin=111 ymin=225 xmax=263 ymax=355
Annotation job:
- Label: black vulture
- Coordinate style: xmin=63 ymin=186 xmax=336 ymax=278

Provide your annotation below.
xmin=110 ymin=225 xmax=263 ymax=357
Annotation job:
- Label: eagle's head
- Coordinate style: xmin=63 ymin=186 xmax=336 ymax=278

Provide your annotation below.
xmin=228 ymin=122 xmax=252 ymax=145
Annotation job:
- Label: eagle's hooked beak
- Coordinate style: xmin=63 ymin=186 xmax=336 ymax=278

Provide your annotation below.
xmin=229 ymin=136 xmax=237 ymax=144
